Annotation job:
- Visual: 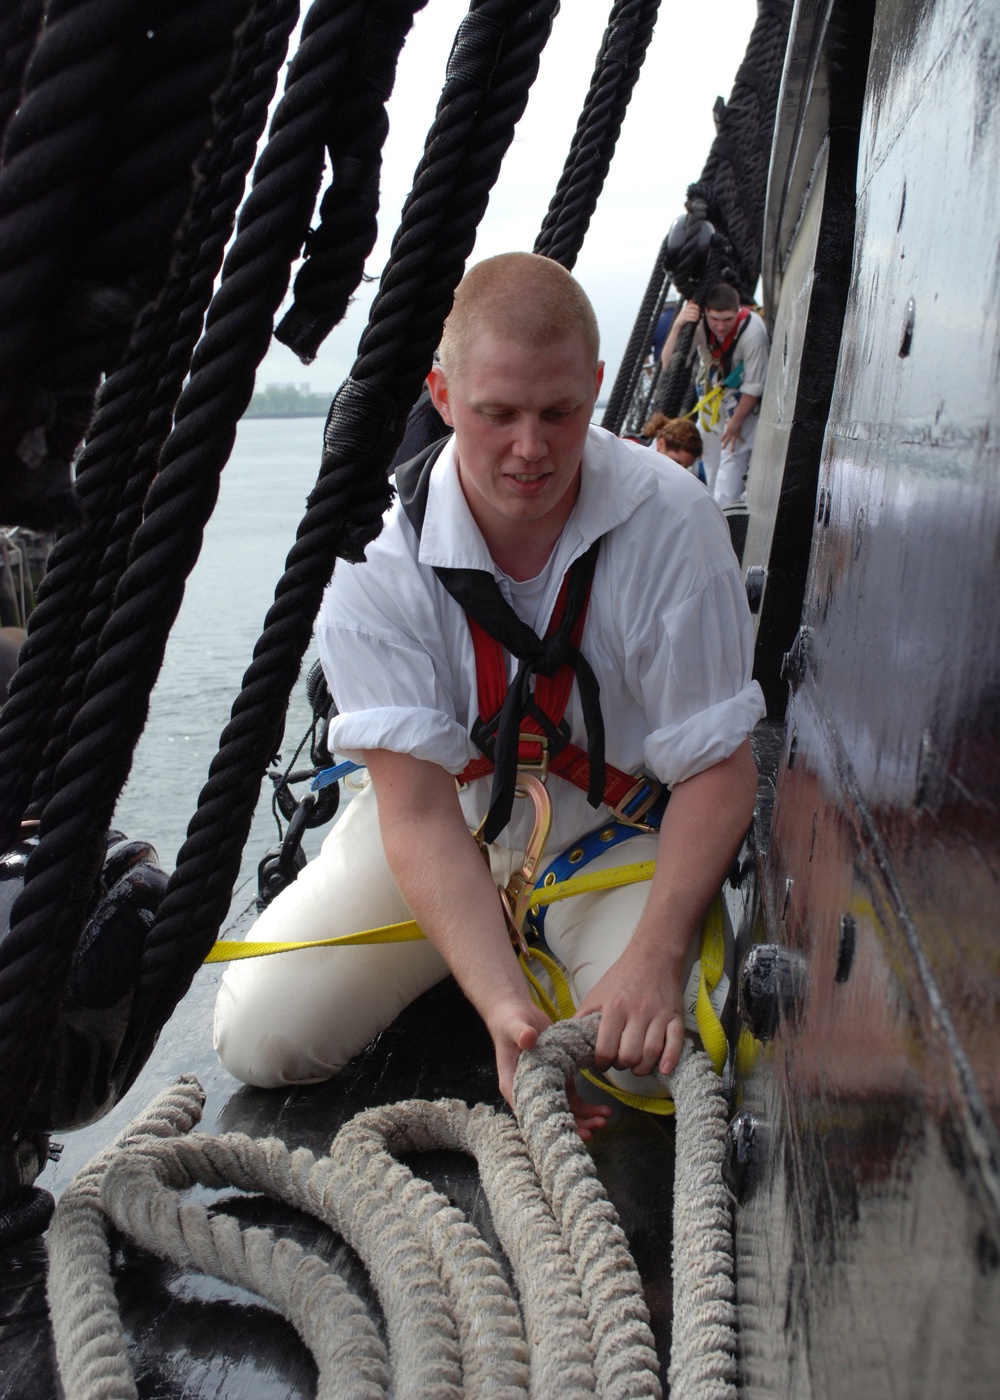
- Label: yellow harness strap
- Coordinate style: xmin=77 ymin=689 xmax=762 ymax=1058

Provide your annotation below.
xmin=685 ymin=382 xmax=725 ymax=433
xmin=204 ymin=860 xmax=657 ymax=963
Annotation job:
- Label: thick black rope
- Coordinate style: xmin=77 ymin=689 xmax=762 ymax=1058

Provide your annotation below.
xmin=600 ymin=229 xmax=671 ymax=435
xmin=274 ymin=0 xmax=422 ymax=363
xmin=533 ymin=0 xmax=660 ymax=270
xmin=0 ymin=0 xmax=256 ymax=531
xmin=693 ymin=0 xmax=789 ymax=298
xmin=0 ymin=0 xmax=43 ymax=144
xmin=0 ymin=0 xmax=426 ymax=1141
xmin=21 ymin=0 xmax=300 ymax=833
xmin=0 ymin=0 xmax=297 ymax=857
xmin=115 ymin=0 xmax=562 ymax=1088
xmin=602 ymin=0 xmax=790 ymax=433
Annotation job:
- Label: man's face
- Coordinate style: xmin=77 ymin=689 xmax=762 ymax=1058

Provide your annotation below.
xmin=705 ymin=307 xmax=739 ymax=340
xmin=427 ymin=332 xmax=603 ymax=542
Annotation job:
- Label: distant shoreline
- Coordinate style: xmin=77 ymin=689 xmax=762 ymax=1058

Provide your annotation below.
xmin=245 ymin=401 xmax=612 ymax=421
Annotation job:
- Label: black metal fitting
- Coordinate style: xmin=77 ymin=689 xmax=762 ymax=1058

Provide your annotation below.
xmin=780 ymin=625 xmax=813 ymax=692
xmin=723 ymin=1109 xmax=766 ymax=1203
xmin=738 ymin=943 xmax=809 ymax=1041
xmin=835 ymin=913 xmax=856 ymax=982
xmin=745 ymin=565 xmax=767 ymax=613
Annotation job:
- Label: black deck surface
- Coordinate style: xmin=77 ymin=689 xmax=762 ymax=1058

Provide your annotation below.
xmin=0 ymin=964 xmax=676 ymax=1398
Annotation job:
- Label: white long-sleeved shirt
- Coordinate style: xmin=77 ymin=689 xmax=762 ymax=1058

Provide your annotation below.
xmin=319 ymin=425 xmax=765 ymax=853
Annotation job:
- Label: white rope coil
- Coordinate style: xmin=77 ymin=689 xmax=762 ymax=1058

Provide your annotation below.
xmin=47 ymin=1018 xmax=736 ymax=1400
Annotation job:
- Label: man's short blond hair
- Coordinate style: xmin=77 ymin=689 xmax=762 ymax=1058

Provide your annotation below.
xmin=438 ymin=252 xmax=600 ymax=376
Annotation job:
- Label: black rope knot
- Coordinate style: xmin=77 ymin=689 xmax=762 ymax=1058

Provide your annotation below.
xmin=322 ymin=375 xmax=404 ymax=462
xmin=601 ymin=14 xmax=638 ymax=69
xmin=445 ymin=12 xmax=505 ymax=91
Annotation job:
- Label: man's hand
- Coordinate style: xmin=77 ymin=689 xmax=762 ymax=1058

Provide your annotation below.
xmin=486 ymin=995 xmax=612 ymax=1140
xmin=574 ymin=942 xmax=687 ymax=1081
xmin=720 ymin=418 xmax=744 ymax=451
xmin=659 ymin=301 xmax=702 ymax=370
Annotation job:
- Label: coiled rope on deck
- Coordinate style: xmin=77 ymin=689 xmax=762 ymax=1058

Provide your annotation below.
xmin=48 ymin=1019 xmax=736 ymax=1399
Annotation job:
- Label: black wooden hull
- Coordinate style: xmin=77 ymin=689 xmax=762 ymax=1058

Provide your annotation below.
xmin=731 ymin=0 xmax=1000 ymax=1391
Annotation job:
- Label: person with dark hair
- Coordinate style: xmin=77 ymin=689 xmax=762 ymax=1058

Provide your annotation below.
xmin=659 ymin=283 xmax=770 ymax=506
xmin=215 ymin=254 xmax=764 ymax=1136
xmin=641 ymin=413 xmax=706 ymax=482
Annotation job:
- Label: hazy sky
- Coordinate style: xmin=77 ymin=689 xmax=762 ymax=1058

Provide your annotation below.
xmin=256 ymin=0 xmax=760 ymax=398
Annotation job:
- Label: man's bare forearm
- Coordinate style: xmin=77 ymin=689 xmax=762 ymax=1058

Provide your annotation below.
xmin=577 ymin=739 xmax=758 ymax=1076
xmin=630 ymin=739 xmax=757 ymax=960
xmin=361 ymin=749 xmax=524 ymax=1013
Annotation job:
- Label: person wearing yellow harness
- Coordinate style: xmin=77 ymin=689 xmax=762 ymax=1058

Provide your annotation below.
xmin=213 ymin=253 xmax=764 ymax=1137
xmin=659 ymin=283 xmax=770 ymax=507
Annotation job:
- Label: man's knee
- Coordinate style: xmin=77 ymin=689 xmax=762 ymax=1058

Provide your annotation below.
xmin=213 ymin=970 xmax=349 ymax=1088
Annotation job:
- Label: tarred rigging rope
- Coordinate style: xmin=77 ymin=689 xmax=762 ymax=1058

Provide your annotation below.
xmin=0 ymin=0 xmax=257 ymax=530
xmin=0 ymin=0 xmax=299 ymax=859
xmin=533 ymin=0 xmax=660 ymax=270
xmin=0 ymin=0 xmax=423 ymax=1141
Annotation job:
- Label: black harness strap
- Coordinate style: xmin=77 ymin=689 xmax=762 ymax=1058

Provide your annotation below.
xmin=395 ymin=441 xmax=606 ymax=842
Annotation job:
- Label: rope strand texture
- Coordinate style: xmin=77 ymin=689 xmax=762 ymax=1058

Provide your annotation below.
xmin=48 ymin=1018 xmax=738 ymax=1399
xmin=533 ymin=0 xmax=660 ymax=270
xmin=664 ymin=1045 xmax=738 ymax=1400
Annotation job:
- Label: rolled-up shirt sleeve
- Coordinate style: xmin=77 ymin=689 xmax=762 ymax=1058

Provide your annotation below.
xmin=737 ymin=317 xmax=769 ymax=398
xmin=320 ymin=622 xmax=474 ymax=772
xmin=607 ymin=480 xmax=765 ymax=786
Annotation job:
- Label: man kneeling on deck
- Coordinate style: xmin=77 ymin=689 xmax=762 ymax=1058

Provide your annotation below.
xmin=214 ymin=253 xmax=765 ymax=1137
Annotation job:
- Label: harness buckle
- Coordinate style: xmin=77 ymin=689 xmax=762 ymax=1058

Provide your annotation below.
xmin=515 ymin=732 xmax=550 ymax=781
xmin=611 ymin=775 xmax=664 ymax=832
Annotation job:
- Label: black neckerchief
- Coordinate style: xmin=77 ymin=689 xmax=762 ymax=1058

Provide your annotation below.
xmin=395 ymin=440 xmax=605 ymax=842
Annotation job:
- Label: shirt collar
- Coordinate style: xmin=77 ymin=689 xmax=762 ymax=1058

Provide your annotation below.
xmin=415 ymin=426 xmax=659 ymax=575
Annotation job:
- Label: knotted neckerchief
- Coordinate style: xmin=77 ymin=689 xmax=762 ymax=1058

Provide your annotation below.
xmin=395 ymin=440 xmax=606 ymax=843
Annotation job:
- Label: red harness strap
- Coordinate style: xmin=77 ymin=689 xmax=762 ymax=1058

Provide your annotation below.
xmin=456 ymin=569 xmax=641 ymax=810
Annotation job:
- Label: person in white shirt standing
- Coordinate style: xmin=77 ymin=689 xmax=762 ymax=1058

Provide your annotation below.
xmin=659 ymin=283 xmax=771 ymax=507
xmin=214 ymin=253 xmax=764 ymax=1137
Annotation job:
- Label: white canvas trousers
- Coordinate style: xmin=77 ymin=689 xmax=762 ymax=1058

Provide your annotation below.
xmin=213 ymin=779 xmax=671 ymax=1099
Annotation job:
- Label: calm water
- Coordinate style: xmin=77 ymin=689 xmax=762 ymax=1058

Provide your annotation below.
xmin=113 ymin=416 xmax=332 ymax=913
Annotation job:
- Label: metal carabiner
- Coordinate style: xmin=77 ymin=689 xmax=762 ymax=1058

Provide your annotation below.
xmin=501 ymin=773 xmax=552 ymax=951
xmin=473 ymin=772 xmax=552 ymax=957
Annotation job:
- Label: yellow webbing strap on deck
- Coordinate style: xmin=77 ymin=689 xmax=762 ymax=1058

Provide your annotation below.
xmin=204 ymin=860 xmax=657 ymax=963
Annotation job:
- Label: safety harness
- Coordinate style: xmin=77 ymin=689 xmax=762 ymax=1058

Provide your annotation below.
xmin=394 ymin=440 xmax=667 ymax=842
xmin=687 ymin=306 xmax=754 ymax=434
